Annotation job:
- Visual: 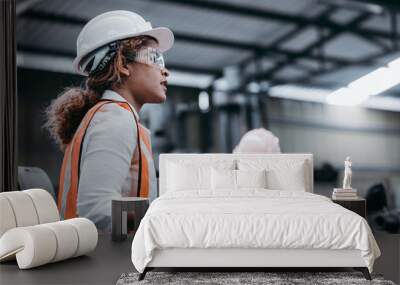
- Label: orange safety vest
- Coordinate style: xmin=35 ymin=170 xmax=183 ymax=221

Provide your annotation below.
xmin=57 ymin=99 xmax=152 ymax=219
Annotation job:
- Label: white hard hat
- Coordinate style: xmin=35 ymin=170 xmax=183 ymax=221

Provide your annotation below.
xmin=233 ymin=128 xmax=281 ymax=154
xmin=73 ymin=10 xmax=174 ymax=76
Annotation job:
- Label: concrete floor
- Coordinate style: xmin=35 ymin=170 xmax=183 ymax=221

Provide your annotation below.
xmin=0 ymin=235 xmax=134 ymax=284
xmin=1 ymin=233 xmax=398 ymax=284
xmin=373 ymin=232 xmax=400 ymax=284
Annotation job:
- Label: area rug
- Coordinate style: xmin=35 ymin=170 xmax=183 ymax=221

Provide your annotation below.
xmin=116 ymin=271 xmax=396 ymax=285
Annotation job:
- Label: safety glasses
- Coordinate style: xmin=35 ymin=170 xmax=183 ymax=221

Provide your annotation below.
xmin=126 ymin=47 xmax=165 ymax=69
xmin=81 ymin=44 xmax=166 ymax=76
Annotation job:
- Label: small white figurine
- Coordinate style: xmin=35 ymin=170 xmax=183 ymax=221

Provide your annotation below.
xmin=342 ymin=156 xmax=352 ymax=189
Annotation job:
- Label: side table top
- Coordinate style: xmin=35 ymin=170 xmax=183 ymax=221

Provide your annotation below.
xmin=113 ymin=197 xmax=149 ymax=202
xmin=332 ymin=197 xmax=365 ymax=202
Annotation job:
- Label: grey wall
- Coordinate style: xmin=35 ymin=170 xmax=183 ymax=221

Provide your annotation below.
xmin=265 ymin=98 xmax=400 ymax=197
xmin=18 ymin=68 xmax=81 ymax=192
xmin=267 ymin=98 xmax=400 ymax=171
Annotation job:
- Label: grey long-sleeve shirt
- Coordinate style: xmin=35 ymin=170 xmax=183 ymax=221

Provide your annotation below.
xmin=76 ymin=90 xmax=157 ymax=231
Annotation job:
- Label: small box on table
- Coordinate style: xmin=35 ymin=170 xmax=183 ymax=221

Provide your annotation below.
xmin=111 ymin=197 xmax=149 ymax=242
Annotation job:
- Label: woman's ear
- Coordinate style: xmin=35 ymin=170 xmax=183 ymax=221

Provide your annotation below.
xmin=120 ymin=65 xmax=130 ymax=77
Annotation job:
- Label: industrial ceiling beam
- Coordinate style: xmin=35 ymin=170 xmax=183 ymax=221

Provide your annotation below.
xmin=20 ymin=7 xmax=397 ymax=88
xmin=238 ymin=6 xmax=337 ymax=73
xmin=17 ymin=44 xmax=223 ymax=76
xmin=174 ymin=32 xmax=353 ymax=65
xmin=390 ymin=11 xmax=399 ymax=50
xmin=256 ymin=12 xmax=372 ymax=83
xmin=240 ymin=7 xmax=338 ymax=83
xmin=251 ymin=5 xmax=339 ymax=52
xmin=151 ymin=0 xmax=398 ymax=40
xmin=21 ymin=10 xmax=360 ymax=67
xmin=16 ymin=0 xmax=43 ymax=16
xmin=271 ymin=48 xmax=399 ymax=86
xmin=349 ymin=0 xmax=400 ymax=11
xmin=18 ymin=44 xmax=74 ymax=58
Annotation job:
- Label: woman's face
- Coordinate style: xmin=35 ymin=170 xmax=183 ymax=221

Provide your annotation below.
xmin=125 ymin=38 xmax=169 ymax=105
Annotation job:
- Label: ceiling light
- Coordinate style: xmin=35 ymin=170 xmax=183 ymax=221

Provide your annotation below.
xmin=326 ymin=88 xmax=369 ymax=106
xmin=326 ymin=56 xmax=400 ymax=106
xmin=167 ymin=70 xmax=215 ymax=89
xmin=247 ymin=81 xmax=260 ymax=93
xmin=348 ymin=67 xmax=400 ymax=96
xmin=269 ymin=84 xmax=400 ymax=111
xmin=198 ymin=91 xmax=210 ymax=112
xmin=269 ymin=85 xmax=330 ymax=103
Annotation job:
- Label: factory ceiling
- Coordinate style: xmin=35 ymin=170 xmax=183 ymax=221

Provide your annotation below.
xmin=16 ymin=0 xmax=400 ymax=96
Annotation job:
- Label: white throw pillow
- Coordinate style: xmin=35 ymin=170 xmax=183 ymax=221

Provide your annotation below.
xmin=238 ymin=159 xmax=307 ymax=191
xmin=211 ymin=168 xmax=236 ymax=190
xmin=236 ymin=169 xmax=267 ymax=189
xmin=266 ymin=166 xmax=306 ymax=191
xmin=167 ymin=162 xmax=211 ymax=191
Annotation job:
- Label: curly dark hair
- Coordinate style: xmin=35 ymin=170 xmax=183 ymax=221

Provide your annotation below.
xmin=44 ymin=36 xmax=155 ymax=151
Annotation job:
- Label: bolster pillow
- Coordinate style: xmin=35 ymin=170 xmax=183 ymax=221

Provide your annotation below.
xmin=0 ymin=218 xmax=98 ymax=269
xmin=0 ymin=189 xmax=60 ymax=237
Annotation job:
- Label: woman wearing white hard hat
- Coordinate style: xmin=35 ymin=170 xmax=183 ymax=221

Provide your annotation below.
xmin=45 ymin=11 xmax=174 ymax=231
